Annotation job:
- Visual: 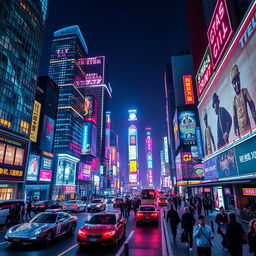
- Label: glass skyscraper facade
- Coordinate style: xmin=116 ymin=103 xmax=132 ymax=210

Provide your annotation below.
xmin=49 ymin=26 xmax=88 ymax=158
xmin=0 ymin=0 xmax=48 ymax=136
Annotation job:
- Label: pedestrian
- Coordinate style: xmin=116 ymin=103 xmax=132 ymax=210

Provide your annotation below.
xmin=203 ymin=198 xmax=209 ymax=216
xmin=166 ymin=205 xmax=180 ymax=242
xmin=5 ymin=204 xmax=15 ymax=228
xmin=248 ymin=218 xmax=256 ymax=256
xmin=21 ymin=203 xmax=25 ymax=222
xmin=193 ymin=215 xmax=214 ymax=256
xmin=196 ymin=199 xmax=202 ymax=216
xmin=225 ymin=213 xmax=245 ymax=256
xmin=215 ymin=206 xmax=228 ymax=250
xmin=125 ymin=199 xmax=132 ymax=217
xmin=181 ymin=206 xmax=195 ymax=252
xmin=173 ymin=196 xmax=178 ymax=210
xmin=120 ymin=202 xmax=125 ymax=217
xmin=26 ymin=201 xmax=32 ymax=220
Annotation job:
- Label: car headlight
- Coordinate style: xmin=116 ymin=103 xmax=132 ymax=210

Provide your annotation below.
xmin=33 ymin=229 xmax=42 ymax=235
xmin=7 ymin=228 xmax=13 ymax=235
xmin=96 ymin=204 xmax=101 ymax=207
xmin=88 ymin=204 xmax=91 ymax=207
xmin=104 ymin=230 xmax=116 ymax=236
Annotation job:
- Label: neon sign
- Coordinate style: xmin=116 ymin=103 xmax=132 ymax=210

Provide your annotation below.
xmin=84 ymin=96 xmax=98 ymax=125
xmin=207 ymin=0 xmax=233 ymax=69
xmin=183 ymin=75 xmax=195 ymax=104
xmin=196 ymin=47 xmax=213 ymax=97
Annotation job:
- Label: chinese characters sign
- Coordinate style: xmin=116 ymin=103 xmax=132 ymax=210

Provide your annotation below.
xmin=207 ymin=0 xmax=233 ymax=69
xmin=183 ymin=75 xmax=195 ymax=104
xmin=30 ymin=101 xmax=41 ymax=142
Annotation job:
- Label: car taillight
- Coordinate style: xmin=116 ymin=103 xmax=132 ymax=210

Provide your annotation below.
xmin=78 ymin=229 xmax=86 ymax=236
xmin=113 ymin=202 xmax=116 ymax=204
xmin=32 ymin=205 xmax=35 ymax=207
xmin=62 ymin=204 xmax=67 ymax=207
xmin=136 ymin=212 xmax=143 ymax=217
xmin=151 ymin=213 xmax=158 ymax=217
xmin=71 ymin=204 xmax=77 ymax=207
xmin=39 ymin=205 xmax=45 ymax=208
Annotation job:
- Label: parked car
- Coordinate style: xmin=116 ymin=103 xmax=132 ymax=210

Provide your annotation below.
xmin=5 ymin=212 xmax=77 ymax=245
xmin=106 ymin=197 xmax=115 ymax=204
xmin=31 ymin=200 xmax=62 ymax=213
xmin=62 ymin=200 xmax=86 ymax=213
xmin=158 ymin=197 xmax=168 ymax=206
xmin=0 ymin=200 xmax=25 ymax=225
xmin=113 ymin=198 xmax=124 ymax=208
xmin=136 ymin=205 xmax=159 ymax=225
xmin=77 ymin=212 xmax=126 ymax=247
xmin=87 ymin=199 xmax=106 ymax=212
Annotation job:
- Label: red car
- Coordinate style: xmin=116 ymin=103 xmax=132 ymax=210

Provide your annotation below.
xmin=77 ymin=212 xmax=126 ymax=247
xmin=136 ymin=205 xmax=160 ymax=225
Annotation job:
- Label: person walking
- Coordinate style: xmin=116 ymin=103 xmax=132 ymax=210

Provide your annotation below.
xmin=120 ymin=201 xmax=125 ymax=217
xmin=215 ymin=207 xmax=228 ymax=250
xmin=26 ymin=201 xmax=32 ymax=220
xmin=203 ymin=198 xmax=209 ymax=216
xmin=166 ymin=205 xmax=180 ymax=242
xmin=181 ymin=206 xmax=195 ymax=252
xmin=196 ymin=198 xmax=202 ymax=216
xmin=248 ymin=218 xmax=256 ymax=256
xmin=20 ymin=203 xmax=25 ymax=222
xmin=225 ymin=213 xmax=245 ymax=256
xmin=5 ymin=204 xmax=15 ymax=228
xmin=193 ymin=215 xmax=214 ymax=256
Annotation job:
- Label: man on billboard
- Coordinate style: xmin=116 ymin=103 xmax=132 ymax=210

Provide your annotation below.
xmin=180 ymin=113 xmax=196 ymax=139
xmin=203 ymin=108 xmax=216 ymax=155
xmin=212 ymin=93 xmax=232 ymax=148
xmin=231 ymin=64 xmax=256 ymax=136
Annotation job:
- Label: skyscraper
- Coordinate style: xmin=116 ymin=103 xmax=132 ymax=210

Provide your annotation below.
xmin=0 ymin=0 xmax=48 ymax=199
xmin=48 ymin=25 xmax=88 ymax=200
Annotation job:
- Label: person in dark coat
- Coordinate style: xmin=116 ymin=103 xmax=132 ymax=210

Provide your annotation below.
xmin=5 ymin=204 xmax=15 ymax=227
xmin=215 ymin=206 xmax=228 ymax=250
xmin=120 ymin=202 xmax=125 ymax=217
xmin=166 ymin=205 xmax=180 ymax=241
xmin=26 ymin=201 xmax=32 ymax=220
xmin=248 ymin=218 xmax=256 ymax=256
xmin=181 ymin=207 xmax=195 ymax=252
xmin=225 ymin=213 xmax=245 ymax=256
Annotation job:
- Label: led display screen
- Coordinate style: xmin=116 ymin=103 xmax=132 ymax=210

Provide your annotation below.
xmin=129 ymin=174 xmax=137 ymax=183
xmin=199 ymin=4 xmax=256 ymax=155
xmin=26 ymin=154 xmax=40 ymax=181
xmin=173 ymin=110 xmax=180 ymax=150
xmin=81 ymin=123 xmax=97 ymax=157
xmin=0 ymin=133 xmax=27 ymax=181
xmin=29 ymin=100 xmax=41 ymax=142
xmin=56 ymin=159 xmax=76 ymax=185
xmin=84 ymin=96 xmax=98 ymax=125
xmin=78 ymin=162 xmax=92 ymax=181
xmin=129 ymin=160 xmax=137 ymax=172
xmin=39 ymin=157 xmax=53 ymax=182
xmin=40 ymin=115 xmax=55 ymax=153
xmin=183 ymin=75 xmax=195 ymax=104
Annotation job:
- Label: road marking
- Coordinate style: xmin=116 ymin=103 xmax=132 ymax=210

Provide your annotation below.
xmin=115 ymin=230 xmax=135 ymax=256
xmin=161 ymin=210 xmax=168 ymax=256
xmin=162 ymin=209 xmax=174 ymax=256
xmin=56 ymin=243 xmax=78 ymax=256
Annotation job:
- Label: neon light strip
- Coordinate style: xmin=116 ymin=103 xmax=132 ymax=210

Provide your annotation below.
xmin=58 ymin=106 xmax=83 ymax=119
xmin=57 ymin=153 xmax=79 ymax=162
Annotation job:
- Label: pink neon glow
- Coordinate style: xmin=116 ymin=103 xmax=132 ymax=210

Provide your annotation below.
xmin=39 ymin=170 xmax=52 ymax=181
xmin=207 ymin=0 xmax=233 ymax=69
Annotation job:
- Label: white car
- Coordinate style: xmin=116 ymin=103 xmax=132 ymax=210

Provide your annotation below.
xmin=87 ymin=199 xmax=106 ymax=212
xmin=62 ymin=200 xmax=86 ymax=213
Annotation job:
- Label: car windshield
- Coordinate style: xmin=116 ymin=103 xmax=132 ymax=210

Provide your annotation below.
xmin=140 ymin=206 xmax=155 ymax=212
xmin=88 ymin=215 xmax=116 ymax=224
xmin=115 ymin=198 xmax=123 ymax=201
xmin=67 ymin=200 xmax=77 ymax=203
xmin=31 ymin=214 xmax=57 ymax=223
xmin=91 ymin=200 xmax=101 ymax=203
xmin=34 ymin=201 xmax=46 ymax=205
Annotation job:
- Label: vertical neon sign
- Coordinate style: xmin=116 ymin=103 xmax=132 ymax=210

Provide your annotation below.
xmin=105 ymin=111 xmax=111 ymax=159
xmin=145 ymin=128 xmax=153 ymax=187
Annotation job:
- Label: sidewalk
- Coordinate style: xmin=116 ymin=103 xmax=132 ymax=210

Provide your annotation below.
xmin=164 ymin=206 xmax=251 ymax=256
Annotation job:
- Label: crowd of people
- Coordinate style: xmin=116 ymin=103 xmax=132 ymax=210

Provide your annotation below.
xmin=119 ymin=196 xmax=141 ymax=218
xmin=165 ymin=195 xmax=256 ymax=256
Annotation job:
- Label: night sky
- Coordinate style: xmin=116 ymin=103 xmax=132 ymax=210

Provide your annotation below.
xmin=39 ymin=0 xmax=190 ymax=188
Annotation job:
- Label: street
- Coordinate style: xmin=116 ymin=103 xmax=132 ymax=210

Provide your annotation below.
xmin=0 ymin=204 xmax=165 ymax=256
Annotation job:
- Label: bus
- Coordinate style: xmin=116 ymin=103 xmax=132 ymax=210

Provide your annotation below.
xmin=140 ymin=189 xmax=157 ymax=205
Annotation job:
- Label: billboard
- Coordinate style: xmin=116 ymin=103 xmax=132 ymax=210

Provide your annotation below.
xmin=235 ymin=135 xmax=256 ymax=175
xmin=203 ymin=157 xmax=218 ymax=180
xmin=40 ymin=115 xmax=55 ymax=153
xmin=0 ymin=133 xmax=27 ymax=181
xmin=183 ymin=75 xmax=195 ymax=104
xmin=26 ymin=154 xmax=40 ymax=181
xmin=129 ymin=174 xmax=137 ymax=183
xmin=84 ymin=96 xmax=98 ymax=125
xmin=129 ymin=160 xmax=137 ymax=172
xmin=164 ymin=136 xmax=169 ymax=163
xmin=178 ymin=111 xmax=196 ymax=146
xmin=39 ymin=157 xmax=53 ymax=182
xmin=29 ymin=101 xmax=41 ymax=142
xmin=160 ymin=150 xmax=165 ymax=176
xmin=78 ymin=162 xmax=92 ymax=181
xmin=81 ymin=123 xmax=97 ymax=157
xmin=128 ymin=125 xmax=137 ymax=161
xmin=173 ymin=110 xmax=180 ymax=150
xmin=56 ymin=159 xmax=76 ymax=185
xmin=78 ymin=56 xmax=105 ymax=85
xmin=175 ymin=153 xmax=182 ymax=181
xmin=128 ymin=109 xmax=137 ymax=121
xmin=105 ymin=112 xmax=111 ymax=159
xmin=199 ymin=3 xmax=256 ymax=154
xmin=147 ymin=169 xmax=153 ymax=184
xmin=207 ymin=0 xmax=233 ymax=69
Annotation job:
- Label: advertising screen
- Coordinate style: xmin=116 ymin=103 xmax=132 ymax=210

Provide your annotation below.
xmin=80 ymin=56 xmax=105 ymax=85
xmin=243 ymin=188 xmax=256 ymax=196
xmin=203 ymin=157 xmax=218 ymax=180
xmin=130 ymin=135 xmax=136 ymax=145
xmin=0 ymin=133 xmax=27 ymax=181
xmin=175 ymin=153 xmax=182 ymax=181
xmin=26 ymin=154 xmax=40 ymax=181
xmin=40 ymin=115 xmax=55 ymax=152
xmin=129 ymin=161 xmax=137 ymax=173
xmin=160 ymin=150 xmax=165 ymax=176
xmin=29 ymin=100 xmax=41 ymax=142
xmin=173 ymin=110 xmax=180 ymax=150
xmin=183 ymin=75 xmax=195 ymax=104
xmin=105 ymin=112 xmax=111 ymax=159
xmin=235 ymin=135 xmax=256 ymax=175
xmin=178 ymin=111 xmax=196 ymax=146
xmin=39 ymin=157 xmax=53 ymax=182
xmin=78 ymin=162 xmax=92 ymax=181
xmin=84 ymin=96 xmax=98 ymax=125
xmin=81 ymin=123 xmax=97 ymax=157
xmin=129 ymin=174 xmax=137 ymax=183
xmin=199 ymin=4 xmax=256 ymax=154
xmin=213 ymin=187 xmax=225 ymax=210
xmin=56 ymin=159 xmax=76 ymax=185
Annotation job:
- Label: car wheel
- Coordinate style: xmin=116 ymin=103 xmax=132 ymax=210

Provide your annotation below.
xmin=45 ymin=231 xmax=53 ymax=245
xmin=69 ymin=222 xmax=76 ymax=236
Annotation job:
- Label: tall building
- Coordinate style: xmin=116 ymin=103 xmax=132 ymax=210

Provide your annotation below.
xmin=0 ymin=0 xmax=48 ymax=199
xmin=127 ymin=109 xmax=139 ymax=191
xmin=48 ymin=25 xmax=88 ymax=200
